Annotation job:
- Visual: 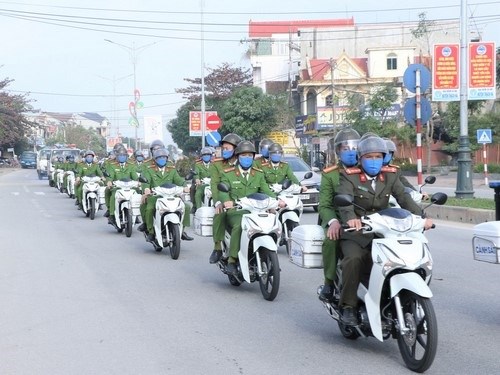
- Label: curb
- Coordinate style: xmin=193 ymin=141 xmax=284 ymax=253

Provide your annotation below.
xmin=425 ymin=205 xmax=495 ymax=225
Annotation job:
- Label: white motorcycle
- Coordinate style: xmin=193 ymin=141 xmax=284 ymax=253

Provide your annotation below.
xmin=389 ymin=175 xmax=436 ymax=208
xmin=319 ymin=192 xmax=447 ymax=373
xmin=111 ymin=179 xmax=142 ymax=238
xmin=81 ymin=176 xmax=102 ymax=220
xmin=217 ymin=183 xmax=282 ymax=301
xmin=201 ymin=177 xmax=212 ymax=207
xmin=65 ymin=170 xmax=76 ymax=198
xmin=148 ymin=184 xmax=187 ymax=259
xmin=271 ymin=172 xmax=313 ymax=255
xmin=56 ymin=169 xmax=65 ymax=192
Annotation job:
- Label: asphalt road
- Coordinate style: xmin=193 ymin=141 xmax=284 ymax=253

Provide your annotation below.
xmin=1 ymin=169 xmax=499 ymax=375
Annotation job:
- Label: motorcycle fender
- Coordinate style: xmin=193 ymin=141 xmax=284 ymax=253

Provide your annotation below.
xmin=390 ymin=273 xmax=433 ymax=299
xmin=87 ymin=192 xmax=97 ymax=199
xmin=163 ymin=213 xmax=180 ymax=225
xmin=281 ymin=211 xmax=300 ymax=224
xmin=238 ymin=236 xmax=277 ymax=283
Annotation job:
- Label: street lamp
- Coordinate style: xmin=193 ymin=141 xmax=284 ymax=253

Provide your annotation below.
xmin=104 ymin=39 xmax=158 ymax=151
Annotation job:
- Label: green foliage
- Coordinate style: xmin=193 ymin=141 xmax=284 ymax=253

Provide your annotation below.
xmin=397 ymin=162 xmax=417 ymax=173
xmin=367 ymin=84 xmax=399 ymax=124
xmin=445 ymin=197 xmax=494 ymax=210
xmin=473 ymin=163 xmax=500 ymax=174
xmin=46 ymin=125 xmax=106 ymax=156
xmin=175 ymin=156 xmax=196 ymax=178
xmin=220 ymin=86 xmax=280 ymax=141
xmin=167 ymin=101 xmax=202 ymax=154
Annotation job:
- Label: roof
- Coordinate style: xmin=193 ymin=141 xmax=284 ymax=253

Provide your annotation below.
xmin=78 ymin=112 xmax=106 ymax=123
xmin=249 ymin=19 xmax=354 ymax=38
xmin=303 ymin=57 xmax=368 ymax=80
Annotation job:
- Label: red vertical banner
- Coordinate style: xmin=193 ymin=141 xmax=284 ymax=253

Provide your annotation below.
xmin=468 ymin=42 xmax=496 ymax=100
xmin=432 ymin=44 xmax=460 ymax=102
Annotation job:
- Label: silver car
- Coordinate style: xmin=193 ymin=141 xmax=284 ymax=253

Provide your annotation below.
xmin=283 ymin=155 xmax=321 ymax=211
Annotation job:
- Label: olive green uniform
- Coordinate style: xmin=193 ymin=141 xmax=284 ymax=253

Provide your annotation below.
xmin=140 ymin=164 xmax=190 ymax=233
xmin=318 ymin=164 xmax=341 ymax=285
xmin=75 ymin=162 xmax=104 ymax=205
xmin=209 ymin=157 xmax=237 ymax=250
xmin=336 ymin=165 xmax=423 ymax=308
xmin=106 ymin=162 xmax=139 ymax=216
xmin=194 ymin=160 xmax=211 ymax=209
xmin=219 ymin=166 xmax=276 ymax=259
xmin=62 ymin=161 xmax=78 ymax=192
xmin=261 ymin=161 xmax=300 ymax=185
xmin=253 ymin=156 xmax=269 ymax=169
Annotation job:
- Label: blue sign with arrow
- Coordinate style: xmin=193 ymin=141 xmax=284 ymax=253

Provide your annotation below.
xmin=403 ymin=64 xmax=431 ymax=94
xmin=206 ymin=131 xmax=221 ymax=147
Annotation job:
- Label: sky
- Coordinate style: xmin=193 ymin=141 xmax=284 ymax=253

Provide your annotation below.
xmin=1 ymin=0 xmax=499 ymax=142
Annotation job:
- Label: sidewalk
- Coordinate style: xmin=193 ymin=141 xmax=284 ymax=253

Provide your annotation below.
xmin=403 ymin=172 xmax=494 ymax=190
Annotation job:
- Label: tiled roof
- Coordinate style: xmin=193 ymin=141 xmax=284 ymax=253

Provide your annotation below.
xmin=249 ymin=19 xmax=354 ymax=38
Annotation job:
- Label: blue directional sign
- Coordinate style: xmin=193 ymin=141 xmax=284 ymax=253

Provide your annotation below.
xmin=477 ymin=129 xmax=492 ymax=144
xmin=403 ymin=64 xmax=431 ymax=93
xmin=206 ymin=131 xmax=221 ymax=147
xmin=403 ymin=97 xmax=432 ymax=126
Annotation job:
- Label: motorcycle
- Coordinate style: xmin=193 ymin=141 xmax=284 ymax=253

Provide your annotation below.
xmin=111 ymin=179 xmax=142 ymax=237
xmin=318 ymin=192 xmax=447 ymax=373
xmin=56 ymin=169 xmax=65 ymax=192
xmin=147 ymin=183 xmax=187 ymax=259
xmin=65 ymin=170 xmax=76 ymax=198
xmin=271 ymin=171 xmax=313 ymax=255
xmin=81 ymin=175 xmax=102 ymax=220
xmin=216 ymin=183 xmax=283 ymax=301
xmin=389 ymin=175 xmax=436 ymax=208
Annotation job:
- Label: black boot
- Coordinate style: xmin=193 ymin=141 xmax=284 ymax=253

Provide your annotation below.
xmin=340 ymin=306 xmax=358 ymax=326
xmin=181 ymin=231 xmax=193 ymax=241
xmin=209 ymin=250 xmax=222 ymax=264
xmin=318 ymin=284 xmax=334 ymax=302
xmin=137 ymin=223 xmax=146 ymax=232
xmin=104 ymin=210 xmax=110 ymax=218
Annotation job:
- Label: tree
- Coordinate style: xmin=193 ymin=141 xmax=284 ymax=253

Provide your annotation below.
xmin=220 ymin=86 xmax=281 ymax=141
xmin=167 ymin=101 xmax=202 ymax=154
xmin=47 ymin=124 xmax=106 ymax=156
xmin=0 ymin=78 xmax=34 ymax=153
xmin=411 ymin=12 xmax=436 ymax=57
xmin=176 ymin=63 xmax=253 ymax=102
xmin=367 ymin=84 xmax=399 ymax=124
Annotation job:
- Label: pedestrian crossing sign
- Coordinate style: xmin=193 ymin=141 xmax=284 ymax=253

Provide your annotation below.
xmin=477 ymin=129 xmax=492 ymax=144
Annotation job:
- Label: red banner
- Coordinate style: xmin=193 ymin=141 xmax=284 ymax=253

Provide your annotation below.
xmin=432 ymin=44 xmax=460 ymax=101
xmin=468 ymin=42 xmax=496 ymax=100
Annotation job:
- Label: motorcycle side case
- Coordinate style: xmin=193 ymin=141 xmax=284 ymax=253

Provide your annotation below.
xmin=289 ymin=224 xmax=324 ymax=268
xmin=194 ymin=206 xmax=215 ymax=237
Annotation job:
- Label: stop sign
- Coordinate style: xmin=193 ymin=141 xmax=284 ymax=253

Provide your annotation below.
xmin=206 ymin=115 xmax=222 ymax=131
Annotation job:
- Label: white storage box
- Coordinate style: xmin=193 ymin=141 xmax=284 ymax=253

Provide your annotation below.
xmin=290 ymin=224 xmax=325 ymax=268
xmin=98 ymin=186 xmax=106 ymax=206
xmin=194 ymin=207 xmax=215 ymax=237
xmin=472 ymin=222 xmax=500 ymax=264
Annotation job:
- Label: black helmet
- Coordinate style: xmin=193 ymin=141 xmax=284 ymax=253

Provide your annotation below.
xmin=149 ymin=139 xmax=165 ymax=154
xmin=153 ymin=148 xmax=169 ymax=159
xmin=384 ymin=138 xmax=397 ymax=153
xmin=268 ymin=143 xmax=283 ymax=154
xmin=65 ymin=155 xmax=71 ymax=161
xmin=220 ymin=133 xmax=242 ymax=148
xmin=85 ymin=150 xmax=95 ymax=157
xmin=134 ymin=150 xmax=144 ymax=159
xmin=200 ymin=147 xmax=212 ymax=156
xmin=357 ymin=136 xmax=387 ymax=158
xmin=359 ymin=132 xmax=378 ymax=142
xmin=116 ymin=147 xmax=128 ymax=156
xmin=57 ymin=156 xmax=64 ymax=162
xmin=80 ymin=150 xmax=86 ymax=157
xmin=235 ymin=140 xmax=256 ymax=155
xmin=113 ymin=143 xmax=124 ymax=152
xmin=259 ymin=138 xmax=274 ymax=155
xmin=68 ymin=155 xmax=75 ymax=161
xmin=333 ymin=128 xmax=360 ymax=153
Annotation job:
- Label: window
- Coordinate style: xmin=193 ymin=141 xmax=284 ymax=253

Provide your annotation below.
xmin=387 ymin=54 xmax=397 ymax=70
xmin=325 ymin=94 xmax=338 ymax=107
xmin=306 ymin=91 xmax=317 ymax=115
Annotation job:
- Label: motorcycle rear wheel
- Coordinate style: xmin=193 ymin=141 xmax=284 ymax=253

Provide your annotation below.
xmin=258 ymin=249 xmax=280 ymax=301
xmin=89 ymin=198 xmax=96 ymax=220
xmin=396 ymin=292 xmax=437 ymax=373
xmin=168 ymin=223 xmax=181 ymax=260
xmin=125 ymin=209 xmax=133 ymax=237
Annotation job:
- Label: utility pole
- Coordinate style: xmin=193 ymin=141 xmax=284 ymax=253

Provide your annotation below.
xmin=329 ymin=58 xmax=337 ymax=141
xmin=455 ymin=0 xmax=474 ymax=198
xmin=200 ymin=0 xmax=206 ymax=148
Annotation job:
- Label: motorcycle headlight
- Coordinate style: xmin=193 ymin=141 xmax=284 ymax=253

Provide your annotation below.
xmin=248 ymin=197 xmax=271 ymax=210
xmin=421 ymin=243 xmax=433 ymax=274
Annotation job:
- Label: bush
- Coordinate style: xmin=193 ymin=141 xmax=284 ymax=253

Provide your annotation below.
xmin=473 ymin=163 xmax=500 ymax=174
xmin=397 ymin=163 xmax=417 ymax=173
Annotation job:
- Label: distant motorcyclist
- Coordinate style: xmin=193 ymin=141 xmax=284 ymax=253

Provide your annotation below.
xmin=254 ymin=138 xmax=273 ymax=168
xmin=75 ymin=150 xmax=104 ymax=210
xmin=193 ymin=147 xmax=213 ymax=211
xmin=261 ymin=143 xmax=303 ymax=188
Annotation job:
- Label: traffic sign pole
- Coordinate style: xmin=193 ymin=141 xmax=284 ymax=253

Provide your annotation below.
xmin=483 ymin=144 xmax=489 ymax=186
xmin=416 ymin=69 xmax=423 ymax=186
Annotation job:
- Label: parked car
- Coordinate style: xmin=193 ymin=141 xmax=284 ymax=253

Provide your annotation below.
xmin=37 ymin=148 xmax=52 ymax=179
xmin=20 ymin=151 xmax=37 ymax=169
xmin=283 ymin=155 xmax=321 ymax=211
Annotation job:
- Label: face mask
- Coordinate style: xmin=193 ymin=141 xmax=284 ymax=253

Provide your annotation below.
xmin=339 ymin=150 xmax=358 ymax=167
xmin=261 ymin=148 xmax=269 ymax=158
xmin=238 ymin=156 xmax=253 ymax=170
xmin=202 ymin=155 xmax=211 ymax=163
xmin=222 ymin=149 xmax=234 ymax=160
xmin=361 ymin=158 xmax=383 ymax=177
xmin=155 ymin=157 xmax=167 ymax=167
xmin=270 ymin=154 xmax=282 ymax=163
xmin=136 ymin=156 xmax=144 ymax=163
xmin=117 ymin=155 xmax=127 ymax=164
xmin=383 ymin=153 xmax=393 ymax=166
xmin=85 ymin=156 xmax=93 ymax=164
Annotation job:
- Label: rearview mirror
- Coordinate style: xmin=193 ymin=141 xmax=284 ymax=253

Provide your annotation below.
xmin=217 ymin=182 xmax=230 ymax=193
xmin=281 ymin=179 xmax=292 ymax=190
xmin=424 ymin=176 xmax=436 ymax=185
xmin=303 ymin=171 xmax=313 ymax=180
xmin=139 ymin=176 xmax=148 ymax=183
xmin=430 ymin=192 xmax=447 ymax=205
xmin=333 ymin=194 xmax=354 ymax=207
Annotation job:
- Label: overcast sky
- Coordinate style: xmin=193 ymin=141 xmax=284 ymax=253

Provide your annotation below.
xmin=1 ymin=0 xmax=499 ymax=141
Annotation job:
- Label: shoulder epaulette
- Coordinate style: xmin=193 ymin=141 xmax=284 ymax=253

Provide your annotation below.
xmin=344 ymin=167 xmax=362 ymax=175
xmin=195 ymin=159 xmax=203 ymax=164
xmin=213 ymin=157 xmax=223 ymax=162
xmin=322 ymin=165 xmax=339 ymax=174
xmin=381 ymin=166 xmax=398 ymax=173
xmin=251 ymin=166 xmax=263 ymax=172
xmin=388 ymin=163 xmax=401 ymax=169
xmin=224 ymin=166 xmax=236 ymax=173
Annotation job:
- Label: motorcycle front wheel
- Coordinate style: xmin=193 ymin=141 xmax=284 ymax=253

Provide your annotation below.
xmin=89 ymin=198 xmax=96 ymax=220
xmin=125 ymin=209 xmax=133 ymax=237
xmin=396 ymin=292 xmax=438 ymax=373
xmin=168 ymin=223 xmax=181 ymax=260
xmin=258 ymin=249 xmax=280 ymax=301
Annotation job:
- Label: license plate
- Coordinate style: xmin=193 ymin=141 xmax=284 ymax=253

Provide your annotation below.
xmin=299 ymin=194 xmax=310 ymax=200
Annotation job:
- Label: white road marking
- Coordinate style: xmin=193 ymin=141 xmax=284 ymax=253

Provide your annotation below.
xmin=11 ymin=192 xmax=20 ymax=196
xmin=34 ymin=192 xmax=45 ymax=195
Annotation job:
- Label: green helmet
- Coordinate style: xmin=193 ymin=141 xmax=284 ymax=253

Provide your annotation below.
xmin=113 ymin=143 xmax=124 ymax=152
xmin=332 ymin=128 xmax=360 ymax=154
xmin=85 ymin=150 xmax=95 ymax=157
xmin=220 ymin=133 xmax=242 ymax=148
xmin=384 ymin=138 xmax=397 ymax=153
xmin=116 ymin=147 xmax=128 ymax=156
xmin=149 ymin=139 xmax=165 ymax=155
xmin=259 ymin=138 xmax=274 ymax=156
xmin=359 ymin=132 xmax=379 ymax=142
xmin=200 ymin=147 xmax=212 ymax=156
xmin=235 ymin=140 xmax=256 ymax=155
xmin=268 ymin=143 xmax=283 ymax=154
xmin=153 ymin=148 xmax=169 ymax=159
xmin=357 ymin=136 xmax=387 ymax=158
